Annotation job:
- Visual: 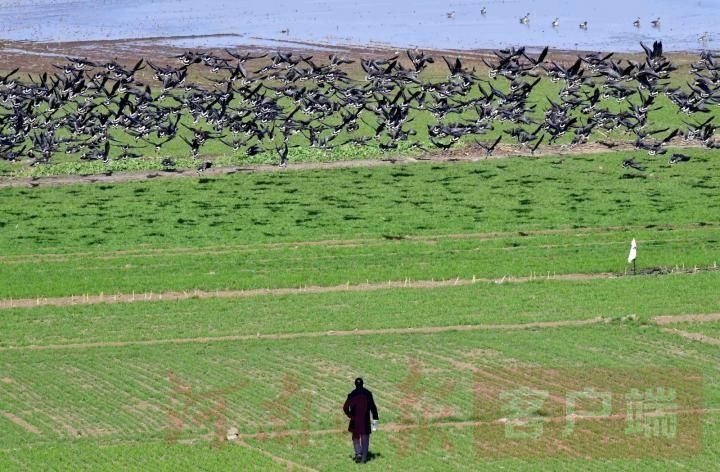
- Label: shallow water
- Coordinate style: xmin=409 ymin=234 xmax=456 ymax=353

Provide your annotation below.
xmin=0 ymin=0 xmax=718 ymax=52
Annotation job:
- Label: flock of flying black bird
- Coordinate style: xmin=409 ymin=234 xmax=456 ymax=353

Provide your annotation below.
xmin=0 ymin=41 xmax=718 ymax=172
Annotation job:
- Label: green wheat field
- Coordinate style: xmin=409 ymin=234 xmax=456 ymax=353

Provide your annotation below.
xmin=1 ymin=149 xmax=720 ymax=470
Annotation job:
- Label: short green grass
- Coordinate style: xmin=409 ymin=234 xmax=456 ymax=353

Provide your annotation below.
xmin=2 ymin=151 xmax=719 ymax=298
xmin=1 ymin=271 xmax=720 ymax=348
xmin=1 ymin=145 xmax=719 ymax=469
xmin=2 ymin=226 xmax=719 ymax=298
xmin=0 ymin=442 xmax=285 ymax=471
xmin=664 ymin=321 xmax=720 ymax=339
xmin=2 ymin=150 xmax=719 ymax=254
xmin=0 ymin=325 xmax=718 ymax=470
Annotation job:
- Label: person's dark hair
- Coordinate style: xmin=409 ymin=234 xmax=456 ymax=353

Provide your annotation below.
xmin=354 ymin=377 xmax=363 ymax=388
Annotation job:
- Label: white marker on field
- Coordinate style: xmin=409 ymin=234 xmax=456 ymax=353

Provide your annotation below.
xmin=628 ymin=238 xmax=637 ymax=274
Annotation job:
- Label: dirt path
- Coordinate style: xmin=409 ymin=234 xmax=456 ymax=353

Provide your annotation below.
xmin=0 ymin=272 xmax=621 ymax=309
xmin=5 ymin=406 xmax=718 ymax=456
xmin=655 ymin=313 xmax=720 ymax=347
xmin=0 ymin=140 xmax=707 ymax=189
xmin=232 ymin=407 xmax=720 ymax=441
xmin=1 ymin=310 xmax=716 ymax=352
xmin=0 ymin=317 xmax=608 ymax=352
xmin=6 ymin=262 xmax=717 ymax=309
xmin=0 ymin=411 xmax=42 ymax=435
xmin=654 ymin=313 xmax=720 ymax=325
xmin=660 ymin=328 xmax=720 ymax=347
xmin=236 ymin=440 xmax=319 ymax=472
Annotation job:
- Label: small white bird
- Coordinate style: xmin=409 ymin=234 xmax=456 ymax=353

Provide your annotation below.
xmin=579 ymin=21 xmax=588 ymax=30
xmin=481 ymin=6 xmax=487 ymax=15
xmin=633 ymin=17 xmax=640 ymax=28
xmin=651 ymin=17 xmax=661 ymax=28
xmin=520 ymin=13 xmax=530 ymax=24
xmin=698 ymin=32 xmax=712 ymax=43
xmin=447 ymin=11 xmax=455 ymax=19
xmin=552 ymin=17 xmax=559 ymax=28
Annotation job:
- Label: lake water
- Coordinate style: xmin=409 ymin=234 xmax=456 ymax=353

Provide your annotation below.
xmin=0 ymin=0 xmax=718 ymax=52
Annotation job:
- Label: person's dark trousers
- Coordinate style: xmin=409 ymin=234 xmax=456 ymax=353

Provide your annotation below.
xmin=352 ymin=433 xmax=370 ymax=462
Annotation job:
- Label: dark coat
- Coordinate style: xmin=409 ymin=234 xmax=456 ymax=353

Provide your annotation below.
xmin=343 ymin=387 xmax=379 ymax=435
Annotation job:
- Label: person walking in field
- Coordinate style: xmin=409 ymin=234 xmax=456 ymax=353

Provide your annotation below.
xmin=343 ymin=377 xmax=379 ymax=464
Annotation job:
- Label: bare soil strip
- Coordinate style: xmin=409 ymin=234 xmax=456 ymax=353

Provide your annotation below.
xmin=660 ymin=328 xmax=720 ymax=347
xmin=0 ymin=411 xmax=42 ymax=435
xmin=0 ymin=36 xmax=701 ymax=77
xmin=0 ymin=272 xmax=619 ymax=309
xmin=0 ymin=318 xmax=607 ymax=352
xmin=7 ymin=263 xmax=717 ymax=309
xmin=1 ymin=311 xmax=716 ymax=352
xmin=654 ymin=313 xmax=720 ymax=325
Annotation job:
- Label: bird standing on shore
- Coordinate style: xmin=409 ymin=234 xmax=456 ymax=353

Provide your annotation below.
xmin=651 ymin=17 xmax=661 ymax=28
xmin=481 ymin=6 xmax=487 ymax=15
xmin=633 ymin=17 xmax=640 ymax=28
xmin=579 ymin=21 xmax=588 ymax=30
xmin=520 ymin=13 xmax=530 ymax=24
xmin=552 ymin=18 xmax=559 ymax=28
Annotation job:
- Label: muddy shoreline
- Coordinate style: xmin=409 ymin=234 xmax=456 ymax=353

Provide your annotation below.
xmin=0 ymin=36 xmax=705 ymax=74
